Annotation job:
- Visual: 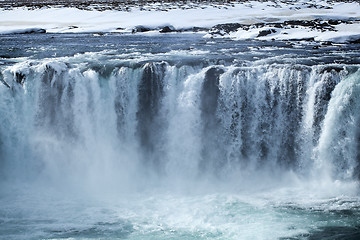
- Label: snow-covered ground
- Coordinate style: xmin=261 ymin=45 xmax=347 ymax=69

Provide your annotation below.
xmin=0 ymin=0 xmax=359 ymax=43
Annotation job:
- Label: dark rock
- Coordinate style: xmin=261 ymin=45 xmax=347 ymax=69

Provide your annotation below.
xmin=194 ymin=27 xmax=208 ymax=32
xmin=211 ymin=23 xmax=242 ymax=34
xmin=282 ymin=19 xmax=338 ymax=32
xmin=18 ymin=28 xmax=46 ymax=34
xmin=284 ymin=20 xmax=314 ymax=27
xmin=328 ymin=19 xmax=341 ymax=25
xmin=15 ymin=72 xmax=25 ymax=85
xmin=319 ymin=21 xmax=330 ymax=27
xmin=321 ymin=41 xmax=332 ymax=45
xmin=33 ymin=28 xmax=46 ymax=33
xmin=206 ymin=18 xmax=357 ymax=43
xmin=319 ymin=66 xmax=344 ymax=74
xmin=349 ymin=38 xmax=360 ymax=44
xmin=288 ymin=37 xmax=315 ymax=42
xmin=0 ymin=72 xmax=10 ymax=88
xmin=0 ymin=80 xmax=10 ymax=88
xmin=132 ymin=26 xmax=151 ymax=33
xmin=185 ymin=27 xmax=209 ymax=32
xmin=159 ymin=26 xmax=174 ymax=33
xmin=257 ymin=29 xmax=276 ymax=37
xmin=254 ymin=22 xmax=265 ymax=28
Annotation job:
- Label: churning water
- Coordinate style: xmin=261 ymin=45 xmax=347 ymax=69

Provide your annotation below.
xmin=0 ymin=34 xmax=360 ymax=239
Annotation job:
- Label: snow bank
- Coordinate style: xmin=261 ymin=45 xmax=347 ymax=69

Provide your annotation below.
xmin=0 ymin=0 xmax=359 ymax=43
xmin=206 ymin=20 xmax=360 ymax=43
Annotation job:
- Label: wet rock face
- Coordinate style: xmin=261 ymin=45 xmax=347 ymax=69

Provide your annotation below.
xmin=15 ymin=72 xmax=25 ymax=85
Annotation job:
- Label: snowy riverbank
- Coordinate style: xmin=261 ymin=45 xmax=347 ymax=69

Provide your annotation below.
xmin=0 ymin=0 xmax=359 ymax=43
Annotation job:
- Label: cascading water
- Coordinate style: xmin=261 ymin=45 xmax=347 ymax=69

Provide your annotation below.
xmin=0 ymin=34 xmax=359 ymax=240
xmin=1 ymin=60 xmax=359 ymax=187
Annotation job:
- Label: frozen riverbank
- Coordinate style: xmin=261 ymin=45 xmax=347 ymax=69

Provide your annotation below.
xmin=0 ymin=0 xmax=359 ymax=43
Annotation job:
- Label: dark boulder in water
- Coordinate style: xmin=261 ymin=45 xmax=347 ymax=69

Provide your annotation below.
xmin=17 ymin=28 xmax=46 ymax=34
xmin=159 ymin=26 xmax=175 ymax=33
xmin=181 ymin=27 xmax=209 ymax=32
xmin=132 ymin=26 xmax=151 ymax=33
xmin=349 ymin=38 xmax=360 ymax=44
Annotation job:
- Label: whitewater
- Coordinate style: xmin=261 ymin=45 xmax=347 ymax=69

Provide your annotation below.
xmin=1 ymin=0 xmax=360 ymax=238
xmin=0 ymin=33 xmax=359 ymax=239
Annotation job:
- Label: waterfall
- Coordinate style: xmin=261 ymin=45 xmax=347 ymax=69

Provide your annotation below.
xmin=0 ymin=60 xmax=359 ymax=191
xmin=317 ymin=68 xmax=360 ymax=181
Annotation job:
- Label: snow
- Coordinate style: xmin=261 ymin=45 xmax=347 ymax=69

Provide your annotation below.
xmin=0 ymin=0 xmax=359 ymax=43
xmin=315 ymin=23 xmax=360 ymax=43
xmin=213 ymin=22 xmax=360 ymax=43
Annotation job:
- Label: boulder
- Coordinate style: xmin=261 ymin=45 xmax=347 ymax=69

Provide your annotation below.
xmin=160 ymin=26 xmax=175 ymax=33
xmin=210 ymin=23 xmax=243 ymax=34
xmin=132 ymin=26 xmax=151 ymax=33
xmin=18 ymin=28 xmax=46 ymax=34
xmin=257 ymin=29 xmax=276 ymax=37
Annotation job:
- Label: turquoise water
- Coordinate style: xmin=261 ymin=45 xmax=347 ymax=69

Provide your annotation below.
xmin=1 ymin=186 xmax=359 ymax=240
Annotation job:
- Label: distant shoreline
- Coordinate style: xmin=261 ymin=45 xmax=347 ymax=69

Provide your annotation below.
xmin=0 ymin=0 xmax=248 ymax=11
xmin=0 ymin=0 xmax=358 ymax=11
